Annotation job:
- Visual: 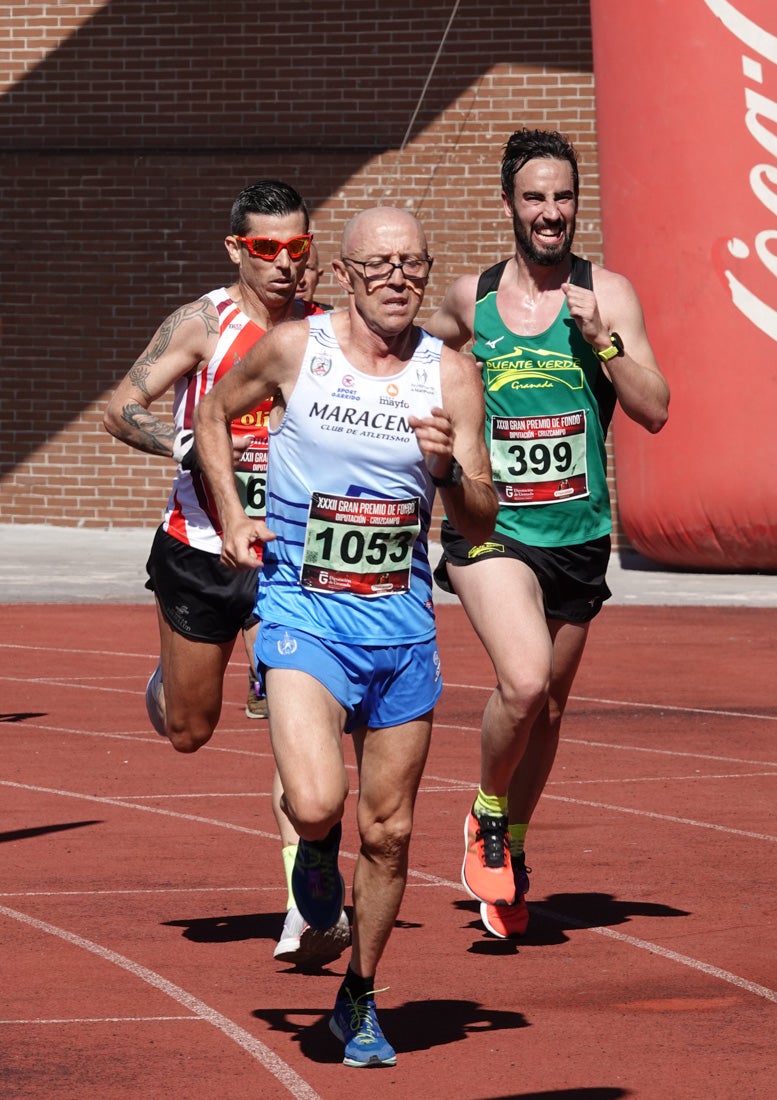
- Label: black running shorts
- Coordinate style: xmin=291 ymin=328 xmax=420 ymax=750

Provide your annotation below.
xmin=433 ymin=520 xmax=612 ymax=624
xmin=145 ymin=526 xmax=259 ymax=643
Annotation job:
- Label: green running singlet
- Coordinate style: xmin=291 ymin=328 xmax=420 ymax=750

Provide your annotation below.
xmin=472 ymin=256 xmax=616 ymax=548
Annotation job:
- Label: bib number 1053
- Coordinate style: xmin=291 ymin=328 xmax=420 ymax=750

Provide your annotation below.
xmin=301 ymin=492 xmax=420 ymax=597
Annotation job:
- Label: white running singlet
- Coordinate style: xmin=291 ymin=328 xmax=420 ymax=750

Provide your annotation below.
xmin=258 ymin=312 xmax=444 ymax=645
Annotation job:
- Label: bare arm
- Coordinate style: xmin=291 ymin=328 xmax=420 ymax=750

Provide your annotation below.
xmin=563 ymin=268 xmax=669 ymax=434
xmin=409 ymin=346 xmax=497 ymax=545
xmin=424 ymin=274 xmax=478 ymax=350
xmin=102 ymin=298 xmax=219 ymax=456
xmin=193 ymin=321 xmax=308 ymax=567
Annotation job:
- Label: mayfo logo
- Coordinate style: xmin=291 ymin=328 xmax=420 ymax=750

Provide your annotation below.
xmin=380 ymin=380 xmax=409 ymax=409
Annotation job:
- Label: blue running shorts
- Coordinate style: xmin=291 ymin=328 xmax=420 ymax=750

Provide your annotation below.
xmin=256 ymin=623 xmax=442 ymax=733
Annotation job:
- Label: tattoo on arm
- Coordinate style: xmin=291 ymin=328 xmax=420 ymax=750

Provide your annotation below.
xmin=127 ymin=362 xmax=153 ymax=399
xmin=120 ymin=402 xmax=176 ymax=457
xmin=136 ymin=299 xmax=219 ymax=372
xmin=118 ymin=300 xmax=218 ymax=456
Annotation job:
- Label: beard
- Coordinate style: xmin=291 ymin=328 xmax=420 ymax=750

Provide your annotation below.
xmin=513 ymin=212 xmax=576 ymax=266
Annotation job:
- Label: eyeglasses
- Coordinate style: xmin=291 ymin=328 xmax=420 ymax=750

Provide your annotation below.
xmin=343 ymin=256 xmax=433 ymax=281
xmin=234 ymin=234 xmax=312 ymax=261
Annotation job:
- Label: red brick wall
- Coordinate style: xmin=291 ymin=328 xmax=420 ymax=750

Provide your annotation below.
xmin=1 ymin=1 xmax=623 ymax=536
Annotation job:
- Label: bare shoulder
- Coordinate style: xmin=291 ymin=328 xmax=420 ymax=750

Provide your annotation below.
xmin=164 ymin=294 xmax=220 ymax=340
xmin=590 ymin=262 xmax=642 ymax=310
xmin=265 ymin=314 xmax=312 ymax=354
xmin=436 ymin=271 xmax=480 ymax=317
xmin=425 ymin=272 xmax=480 ymax=347
xmin=243 ymin=314 xmax=312 ymax=390
xmin=439 ymin=344 xmax=483 ymax=402
xmin=445 ymin=271 xmax=480 ymax=302
xmin=138 ymin=294 xmax=220 ymax=366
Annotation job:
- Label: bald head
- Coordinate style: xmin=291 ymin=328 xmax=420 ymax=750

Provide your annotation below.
xmin=333 ymin=205 xmax=432 ymax=338
xmin=341 ymin=207 xmax=428 ymax=259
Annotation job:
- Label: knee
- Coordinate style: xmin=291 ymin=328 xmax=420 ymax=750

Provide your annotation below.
xmin=496 ymin=669 xmax=549 ymax=722
xmin=166 ymin=721 xmax=214 ymax=754
xmin=283 ymin=786 xmax=347 ymax=842
xmin=360 ymin=813 xmax=413 ymax=868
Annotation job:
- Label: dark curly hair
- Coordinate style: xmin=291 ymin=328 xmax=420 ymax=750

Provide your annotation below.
xmin=501 ymin=129 xmax=579 ymax=209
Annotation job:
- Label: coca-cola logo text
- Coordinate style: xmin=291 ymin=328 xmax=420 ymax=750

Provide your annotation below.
xmin=706 ymin=0 xmax=777 ymax=342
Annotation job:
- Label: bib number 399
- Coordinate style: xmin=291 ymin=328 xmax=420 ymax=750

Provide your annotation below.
xmin=490 ymin=411 xmax=589 ymax=505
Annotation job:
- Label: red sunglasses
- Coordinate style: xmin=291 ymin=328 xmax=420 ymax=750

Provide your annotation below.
xmin=234 ymin=233 xmax=312 ymax=261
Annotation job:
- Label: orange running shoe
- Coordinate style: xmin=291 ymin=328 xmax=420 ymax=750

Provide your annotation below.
xmin=480 ymin=897 xmax=529 ymax=938
xmin=479 ymin=853 xmax=531 ymax=937
xmin=461 ymin=806 xmax=515 ymax=905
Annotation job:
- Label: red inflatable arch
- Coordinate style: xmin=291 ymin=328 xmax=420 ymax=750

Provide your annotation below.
xmin=590 ymin=0 xmax=777 ymax=569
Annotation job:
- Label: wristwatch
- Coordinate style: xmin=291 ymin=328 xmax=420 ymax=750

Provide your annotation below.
xmin=594 ymin=332 xmax=624 ymax=362
xmin=431 ymin=457 xmax=463 ymax=488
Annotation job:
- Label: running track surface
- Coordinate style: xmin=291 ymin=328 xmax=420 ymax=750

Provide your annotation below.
xmin=2 ymin=603 xmax=776 ymax=1099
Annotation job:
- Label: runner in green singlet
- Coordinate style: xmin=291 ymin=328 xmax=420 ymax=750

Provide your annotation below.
xmin=426 ymin=128 xmax=670 ymax=939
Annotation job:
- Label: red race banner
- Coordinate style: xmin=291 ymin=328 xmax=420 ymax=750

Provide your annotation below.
xmin=591 ymin=0 xmax=777 ymax=567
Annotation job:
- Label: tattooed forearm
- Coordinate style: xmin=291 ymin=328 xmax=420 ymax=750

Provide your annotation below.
xmin=119 ymin=402 xmax=176 ymax=456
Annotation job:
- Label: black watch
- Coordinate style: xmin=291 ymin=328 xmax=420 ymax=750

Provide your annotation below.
xmin=431 ymin=457 xmax=463 ymax=488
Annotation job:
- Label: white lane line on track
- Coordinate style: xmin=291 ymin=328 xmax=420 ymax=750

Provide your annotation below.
xmin=435 ymin=724 xmax=777 ymax=769
xmin=0 ymin=780 xmax=366 ymax=856
xmin=0 ymin=722 xmax=362 ymax=767
xmin=8 ymin=771 xmax=777 ymax=849
xmin=548 ymin=771 xmax=777 ymax=785
xmin=2 ymin=1015 xmax=200 ymax=1024
xmin=2 ymin=722 xmax=278 ymax=754
xmin=0 ymin=904 xmax=322 ymax=1100
xmin=571 ymin=694 xmax=777 ymax=722
xmin=443 ymin=681 xmax=777 ymax=723
xmin=421 ymin=773 xmax=777 ymax=789
xmin=0 ymin=780 xmax=286 ymax=842
xmin=561 ymin=736 xmax=777 ymax=767
xmin=540 ymin=793 xmax=777 ymax=842
xmin=531 ymin=904 xmax=777 ymax=1004
xmin=4 ymin=789 xmax=775 ymax=1008
xmin=0 ymin=886 xmax=280 ymax=899
xmin=5 ymin=664 xmax=776 ymax=724
xmin=0 ymin=645 xmax=155 ymax=658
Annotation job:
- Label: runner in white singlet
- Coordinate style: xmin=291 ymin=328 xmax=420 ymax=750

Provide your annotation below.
xmin=194 ymin=207 xmax=498 ymax=1070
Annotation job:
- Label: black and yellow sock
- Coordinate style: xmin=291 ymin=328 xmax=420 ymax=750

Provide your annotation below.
xmin=473 ymin=788 xmax=508 ymax=819
xmin=508 ymin=823 xmax=528 ymax=859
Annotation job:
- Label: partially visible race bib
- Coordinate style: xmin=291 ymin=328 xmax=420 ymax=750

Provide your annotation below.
xmin=301 ymin=492 xmax=420 ymax=597
xmin=234 ymin=434 xmax=268 ymax=519
xmin=490 ymin=410 xmax=589 ymax=505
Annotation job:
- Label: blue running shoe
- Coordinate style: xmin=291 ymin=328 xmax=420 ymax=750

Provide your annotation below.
xmin=291 ymin=822 xmax=345 ymax=931
xmin=329 ymin=989 xmax=396 ymax=1068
